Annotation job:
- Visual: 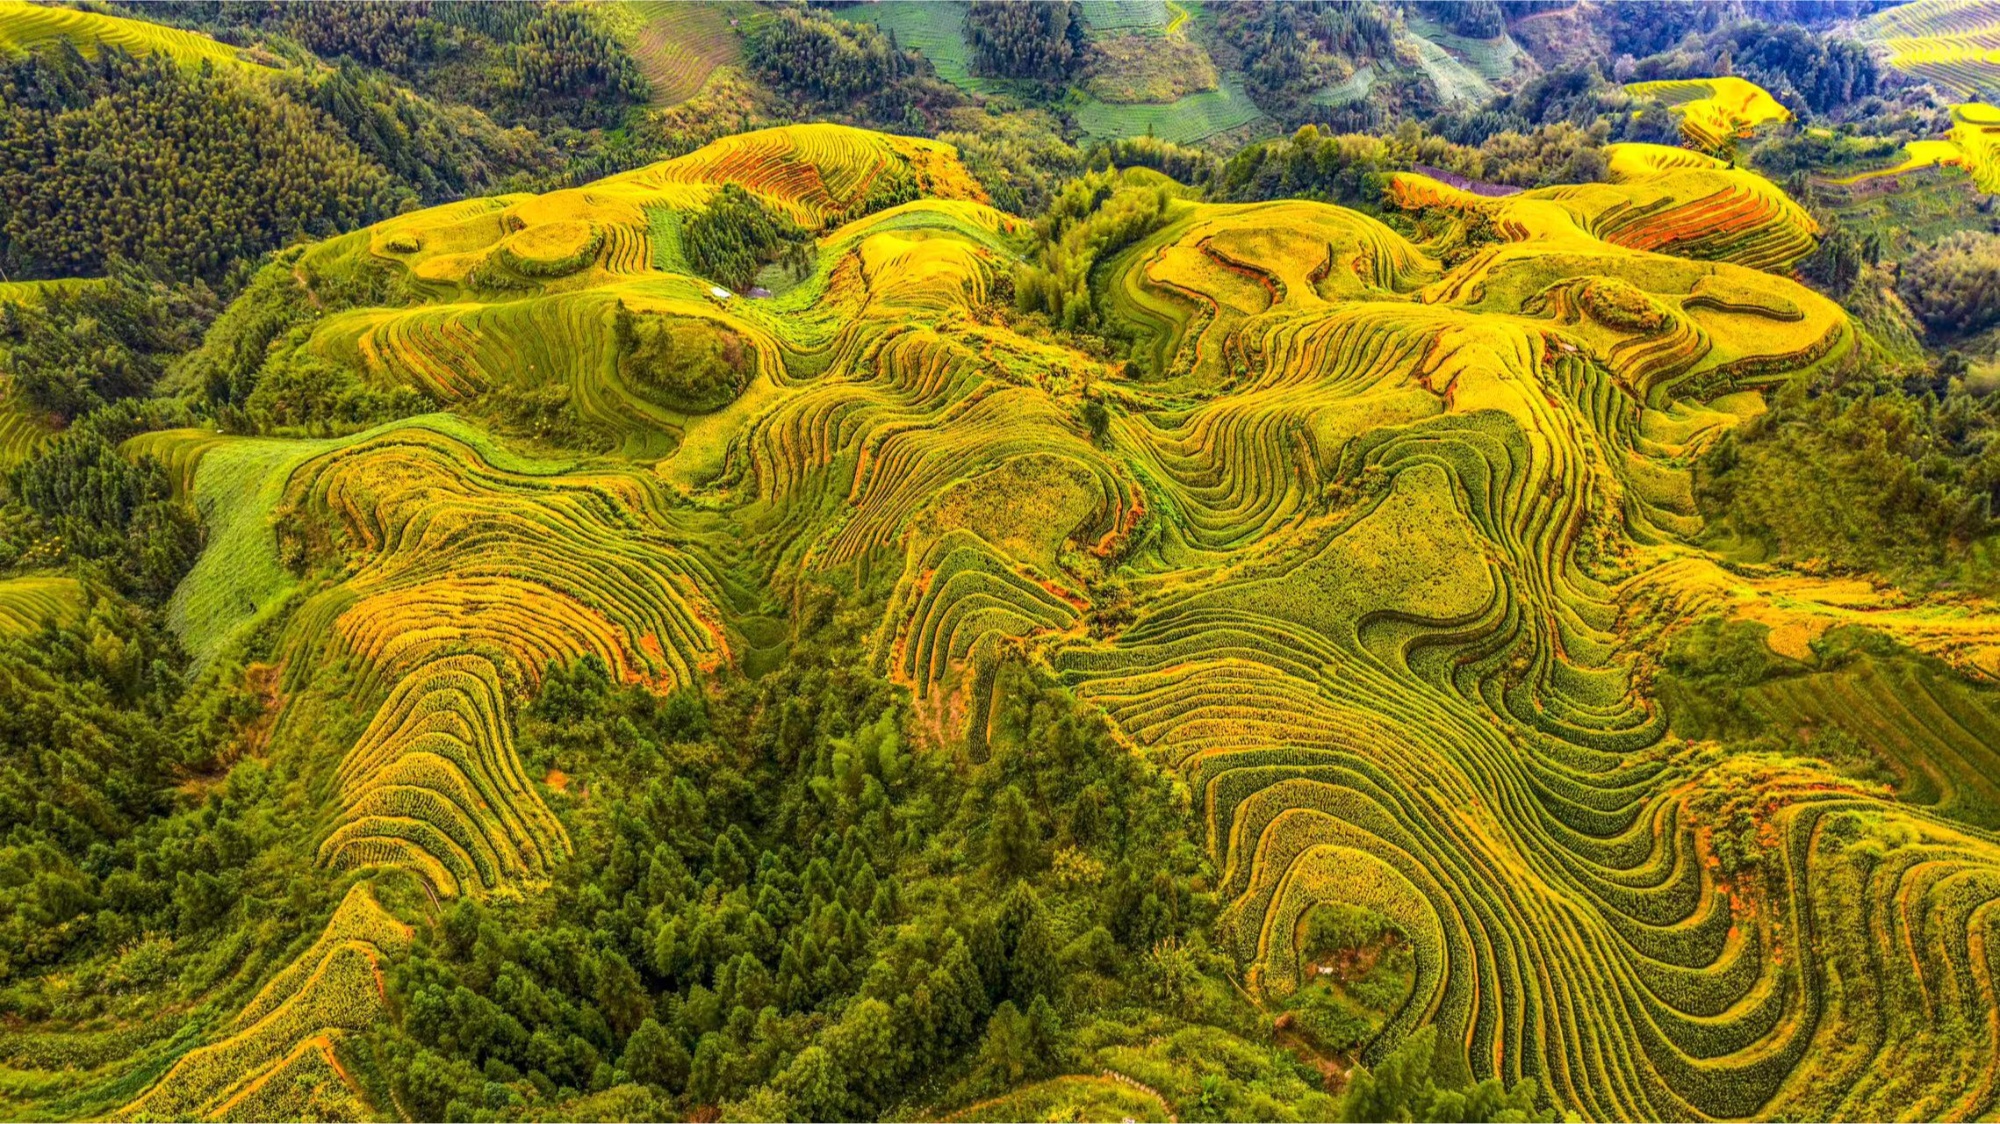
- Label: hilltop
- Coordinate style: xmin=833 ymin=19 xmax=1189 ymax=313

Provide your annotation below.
xmin=5 ymin=2 xmax=2000 ymax=1120
xmin=0 ymin=114 xmax=1989 ymax=1121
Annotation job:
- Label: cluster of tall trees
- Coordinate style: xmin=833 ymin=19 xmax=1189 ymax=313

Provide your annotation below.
xmin=126 ymin=0 xmax=647 ymax=134
xmin=358 ymin=616 xmax=1210 ymax=1120
xmin=0 ymin=46 xmax=397 ymax=282
xmin=1210 ymin=0 xmax=1399 ymax=126
xmin=1211 ymin=126 xmax=1402 ymax=210
xmin=1897 ymin=231 xmax=2000 ymax=337
xmin=1428 ymin=65 xmax=1680 ymax=149
xmin=289 ymin=62 xmax=553 ymax=201
xmin=615 ymin=305 xmax=757 ymax=414
xmin=0 ymin=386 xmax=277 ymax=997
xmin=1627 ymin=22 xmax=1882 ymax=116
xmin=0 ymin=267 xmax=217 ymax=422
xmin=347 ymin=631 xmax=1558 ymax=1120
xmin=501 ymin=5 xmax=649 ymax=127
xmin=680 ymin=184 xmax=812 ymax=294
xmin=939 ymin=106 xmax=1086 ymax=216
xmin=746 ymin=8 xmax=954 ymax=128
xmin=0 ymin=595 xmax=271 ymax=992
xmin=163 ymin=247 xmax=427 ymax=436
xmin=1089 ymin=135 xmax=1220 ymax=189
xmin=1213 ymin=118 xmax=1609 ymax=211
xmin=1 ymin=405 xmax=204 ymax=604
xmin=1014 ymin=169 xmax=1179 ymax=334
xmin=0 ymin=28 xmax=561 ymax=284
xmin=1698 ymin=366 xmax=2000 ymax=591
xmin=964 ymin=1 xmax=1086 ymax=84
xmin=1598 ymin=0 xmax=1894 ymax=62
xmin=128 ymin=0 xmax=455 ymax=75
xmin=1410 ymin=0 xmax=1505 ymax=38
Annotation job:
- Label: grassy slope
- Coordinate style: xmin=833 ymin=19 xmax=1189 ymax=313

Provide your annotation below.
xmin=831 ymin=0 xmax=1259 ymax=144
xmin=1404 ymin=14 xmax=1526 ymax=84
xmin=830 ymin=1 xmax=1006 ymax=95
xmin=148 ymin=414 xmax=563 ymax=669
xmin=1074 ymin=70 xmax=1264 ymax=143
xmin=0 ymin=0 xmax=277 ymax=74
xmin=59 ymin=116 xmax=2000 ymax=1124
xmin=0 ymin=572 xmax=84 ymax=636
xmin=613 ymin=0 xmax=764 ymax=106
xmin=1861 ymin=0 xmax=2000 ymax=101
xmin=1079 ymin=0 xmax=1171 ymax=35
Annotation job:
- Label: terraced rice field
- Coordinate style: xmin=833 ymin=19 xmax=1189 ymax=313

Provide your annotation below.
xmin=1074 ymin=73 xmax=1266 ymax=144
xmin=0 ymin=277 xmax=90 ymax=303
xmin=1078 ymin=0 xmax=1171 ymax=35
xmin=1826 ymin=137 xmax=1970 ymax=184
xmin=1863 ymin=0 xmax=2000 ymax=101
xmin=132 ymin=121 xmax=2000 ymax=1120
xmin=833 ymin=1 xmax=998 ymax=94
xmin=0 ymin=573 xmax=83 ymax=637
xmin=1821 ymin=103 xmax=2000 ymax=195
xmin=120 ymin=885 xmax=411 ymax=1121
xmin=0 ymin=378 xmax=53 ymax=470
xmin=1625 ymin=76 xmax=1792 ymax=154
xmin=1312 ymin=64 xmax=1376 ymax=108
xmin=152 ymin=426 xmax=351 ymax=668
xmin=1410 ymin=31 xmax=1496 ymax=106
xmin=1952 ymin=101 xmax=2000 ymax=190
xmin=1406 ymin=16 xmax=1528 ymax=86
xmin=0 ymin=0 xmax=275 ymax=72
xmin=618 ymin=0 xmax=757 ymax=106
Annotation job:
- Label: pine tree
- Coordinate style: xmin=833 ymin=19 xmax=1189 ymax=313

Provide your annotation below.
xmin=620 ymin=1019 xmax=691 ymax=1092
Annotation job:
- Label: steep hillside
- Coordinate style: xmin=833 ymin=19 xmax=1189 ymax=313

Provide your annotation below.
xmin=0 ymin=0 xmax=279 ymax=74
xmin=35 ymin=118 xmax=1994 ymax=1122
xmin=1862 ymin=0 xmax=2000 ymax=101
xmin=1624 ymin=76 xmax=1793 ymax=155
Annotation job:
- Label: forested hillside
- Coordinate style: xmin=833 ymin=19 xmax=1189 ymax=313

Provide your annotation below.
xmin=7 ymin=2 xmax=2000 ymax=1123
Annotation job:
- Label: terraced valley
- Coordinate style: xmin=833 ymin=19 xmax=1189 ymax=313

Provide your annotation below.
xmin=8 ymin=2 xmax=2000 ymax=1122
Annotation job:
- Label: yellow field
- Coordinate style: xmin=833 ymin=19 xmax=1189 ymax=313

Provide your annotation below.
xmin=616 ymin=0 xmax=759 ymax=106
xmin=0 ymin=376 xmax=54 ymax=470
xmin=0 ymin=0 xmax=276 ymax=73
xmin=1952 ymin=101 xmax=2000 ymax=190
xmin=123 ymin=121 xmax=2000 ymax=1122
xmin=1826 ymin=104 xmax=2000 ymax=193
xmin=118 ymin=885 xmax=411 ymax=1121
xmin=1624 ymin=76 xmax=1792 ymax=153
xmin=1863 ymin=0 xmax=2000 ymax=99
xmin=0 ymin=573 xmax=84 ymax=637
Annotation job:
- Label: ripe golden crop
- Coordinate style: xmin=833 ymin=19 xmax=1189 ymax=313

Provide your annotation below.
xmin=133 ymin=118 xmax=2000 ymax=1122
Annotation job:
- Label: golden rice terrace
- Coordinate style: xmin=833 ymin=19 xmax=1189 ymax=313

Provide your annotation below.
xmin=8 ymin=7 xmax=2000 ymax=1117
xmin=74 ymin=118 xmax=2000 ymax=1120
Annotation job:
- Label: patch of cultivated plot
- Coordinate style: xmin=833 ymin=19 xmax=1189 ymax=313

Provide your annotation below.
xmin=1078 ymin=0 xmax=1171 ymax=35
xmin=618 ymin=0 xmax=757 ymax=105
xmin=0 ymin=0 xmax=275 ymax=72
xmin=1863 ymin=0 xmax=2000 ymax=100
xmin=831 ymin=1 xmax=1000 ymax=94
xmin=1623 ymin=76 xmax=1792 ymax=154
xmin=0 ymin=573 xmax=83 ymax=637
xmin=129 ymin=117 xmax=2000 ymax=1123
xmin=0 ymin=378 xmax=53 ymax=470
xmin=1405 ymin=15 xmax=1526 ymax=83
xmin=1074 ymin=72 xmax=1266 ymax=145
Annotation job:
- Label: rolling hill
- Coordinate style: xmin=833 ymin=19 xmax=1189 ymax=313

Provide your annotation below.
xmin=48 ymin=116 xmax=2000 ymax=1121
